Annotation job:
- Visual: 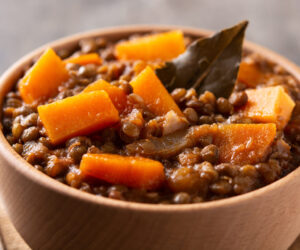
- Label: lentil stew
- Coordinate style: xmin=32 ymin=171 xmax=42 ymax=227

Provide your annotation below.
xmin=2 ymin=23 xmax=300 ymax=205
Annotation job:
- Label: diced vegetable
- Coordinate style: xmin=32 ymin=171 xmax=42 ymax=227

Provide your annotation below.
xmin=212 ymin=123 xmax=276 ymax=164
xmin=242 ymin=86 xmax=295 ymax=129
xmin=80 ymin=153 xmax=165 ymax=190
xmin=115 ymin=30 xmax=185 ymax=61
xmin=237 ymin=61 xmax=264 ymax=87
xmin=83 ymin=79 xmax=127 ymax=112
xmin=64 ymin=53 xmax=102 ymax=65
xmin=38 ymin=90 xmax=119 ymax=144
xmin=127 ymin=123 xmax=276 ymax=164
xmin=130 ymin=66 xmax=183 ymax=116
xmin=19 ymin=48 xmax=69 ymax=104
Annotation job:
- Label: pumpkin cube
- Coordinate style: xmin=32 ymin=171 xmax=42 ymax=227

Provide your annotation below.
xmin=19 ymin=48 xmax=69 ymax=104
xmin=38 ymin=90 xmax=119 ymax=144
xmin=242 ymin=86 xmax=295 ymax=129
xmin=115 ymin=30 xmax=185 ymax=61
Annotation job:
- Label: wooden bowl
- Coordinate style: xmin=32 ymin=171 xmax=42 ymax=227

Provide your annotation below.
xmin=0 ymin=26 xmax=299 ymax=250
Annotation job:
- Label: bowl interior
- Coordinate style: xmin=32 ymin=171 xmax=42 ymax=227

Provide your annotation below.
xmin=0 ymin=25 xmax=300 ymax=211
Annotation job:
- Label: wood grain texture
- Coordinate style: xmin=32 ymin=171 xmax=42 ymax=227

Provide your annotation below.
xmin=0 ymin=206 xmax=30 ymax=250
xmin=0 ymin=211 xmax=296 ymax=250
xmin=0 ymin=27 xmax=299 ymax=250
xmin=0 ymin=207 xmax=299 ymax=250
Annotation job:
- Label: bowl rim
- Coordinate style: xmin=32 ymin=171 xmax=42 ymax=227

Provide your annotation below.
xmin=1 ymin=24 xmax=300 ymax=212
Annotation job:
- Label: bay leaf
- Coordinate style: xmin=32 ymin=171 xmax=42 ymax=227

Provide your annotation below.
xmin=155 ymin=20 xmax=248 ymax=98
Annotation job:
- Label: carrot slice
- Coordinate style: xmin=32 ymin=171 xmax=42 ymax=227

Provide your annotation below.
xmin=38 ymin=90 xmax=119 ymax=144
xmin=64 ymin=53 xmax=102 ymax=65
xmin=130 ymin=66 xmax=183 ymax=116
xmin=115 ymin=30 xmax=185 ymax=61
xmin=80 ymin=153 xmax=165 ymax=190
xmin=83 ymin=79 xmax=127 ymax=112
xmin=19 ymin=48 xmax=69 ymax=104
xmin=241 ymin=86 xmax=295 ymax=129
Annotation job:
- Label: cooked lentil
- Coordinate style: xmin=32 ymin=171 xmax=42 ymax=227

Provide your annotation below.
xmin=229 ymin=91 xmax=248 ymax=107
xmin=2 ymin=33 xmax=300 ymax=205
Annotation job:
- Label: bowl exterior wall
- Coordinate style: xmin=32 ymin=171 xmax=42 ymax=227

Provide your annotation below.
xmin=1 ymin=153 xmax=300 ymax=250
xmin=0 ymin=26 xmax=300 ymax=250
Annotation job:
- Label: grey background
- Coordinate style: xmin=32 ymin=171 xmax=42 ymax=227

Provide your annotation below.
xmin=0 ymin=0 xmax=300 ymax=74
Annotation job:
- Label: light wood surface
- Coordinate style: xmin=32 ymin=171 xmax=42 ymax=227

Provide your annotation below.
xmin=0 ymin=205 xmax=30 ymax=250
xmin=0 ymin=27 xmax=300 ymax=250
xmin=0 ymin=203 xmax=299 ymax=250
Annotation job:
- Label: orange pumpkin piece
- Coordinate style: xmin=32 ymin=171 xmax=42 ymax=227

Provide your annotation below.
xmin=38 ymin=90 xmax=119 ymax=144
xmin=83 ymin=79 xmax=127 ymax=112
xmin=19 ymin=48 xmax=69 ymax=104
xmin=242 ymin=86 xmax=295 ymax=129
xmin=80 ymin=153 xmax=165 ymax=190
xmin=115 ymin=30 xmax=185 ymax=61
xmin=211 ymin=123 xmax=276 ymax=164
xmin=130 ymin=66 xmax=183 ymax=116
xmin=237 ymin=61 xmax=264 ymax=87
xmin=64 ymin=53 xmax=102 ymax=65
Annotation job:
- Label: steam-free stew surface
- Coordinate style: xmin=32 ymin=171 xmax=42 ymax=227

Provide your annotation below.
xmin=2 ymin=27 xmax=300 ymax=204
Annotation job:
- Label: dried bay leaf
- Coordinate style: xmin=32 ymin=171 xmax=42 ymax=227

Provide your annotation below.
xmin=155 ymin=21 xmax=248 ymax=98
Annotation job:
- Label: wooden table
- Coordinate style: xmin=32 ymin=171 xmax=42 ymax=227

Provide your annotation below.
xmin=0 ymin=203 xmax=299 ymax=250
xmin=0 ymin=206 xmax=30 ymax=249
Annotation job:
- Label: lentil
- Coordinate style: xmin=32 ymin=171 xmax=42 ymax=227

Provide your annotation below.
xmin=12 ymin=143 xmax=23 ymax=154
xmin=210 ymin=178 xmax=232 ymax=195
xmin=2 ymin=33 xmax=300 ymax=205
xmin=21 ymin=127 xmax=39 ymax=142
xmin=216 ymin=97 xmax=233 ymax=115
xmin=68 ymin=145 xmax=88 ymax=164
xmin=119 ymin=80 xmax=133 ymax=95
xmin=200 ymin=145 xmax=219 ymax=164
xmin=12 ymin=123 xmax=24 ymax=139
xmin=173 ymin=192 xmax=191 ymax=204
xmin=171 ymin=88 xmax=186 ymax=103
xmin=229 ymin=91 xmax=248 ymax=107
xmin=194 ymin=161 xmax=218 ymax=182
xmin=183 ymin=108 xmax=198 ymax=124
xmin=168 ymin=167 xmax=204 ymax=194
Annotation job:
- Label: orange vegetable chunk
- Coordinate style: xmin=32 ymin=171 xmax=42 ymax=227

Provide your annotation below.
xmin=242 ymin=86 xmax=295 ymax=129
xmin=212 ymin=123 xmax=276 ymax=164
xmin=19 ymin=48 xmax=69 ymax=104
xmin=130 ymin=66 xmax=183 ymax=116
xmin=38 ymin=90 xmax=119 ymax=144
xmin=237 ymin=61 xmax=264 ymax=87
xmin=64 ymin=53 xmax=102 ymax=65
xmin=115 ymin=30 xmax=185 ymax=61
xmin=80 ymin=154 xmax=165 ymax=190
xmin=83 ymin=79 xmax=127 ymax=112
